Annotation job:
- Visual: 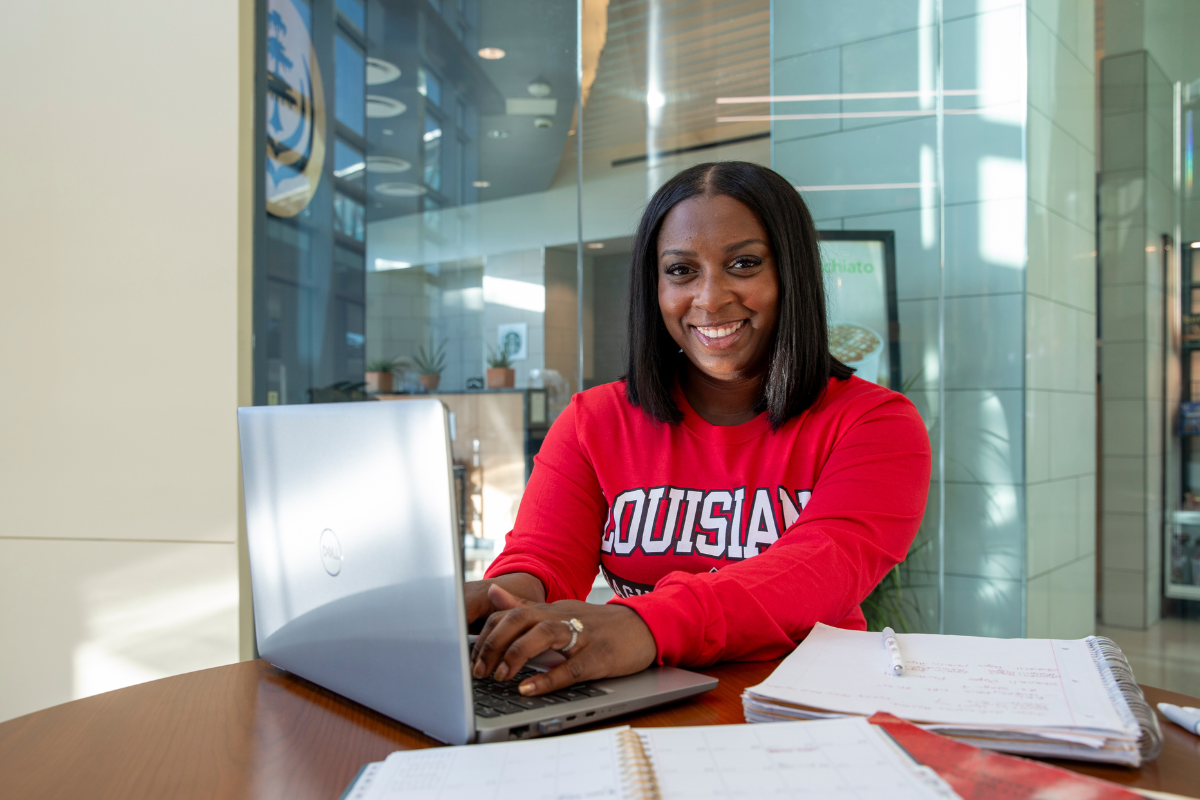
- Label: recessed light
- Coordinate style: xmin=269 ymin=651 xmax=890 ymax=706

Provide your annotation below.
xmin=478 ymin=47 xmax=505 ymax=60
xmin=375 ymin=258 xmax=413 ymax=270
xmin=568 ymin=129 xmax=576 ymax=136
xmin=587 ymin=242 xmax=604 ymax=249
xmin=366 ymin=57 xmax=400 ymax=86
xmin=367 ymin=155 xmax=412 ymax=173
xmin=533 ymin=116 xmax=553 ymax=128
xmin=367 ymin=95 xmax=407 ymax=118
xmin=382 ymin=128 xmax=394 ymax=136
xmin=473 ymin=180 xmax=490 ymax=188
xmin=527 ymin=79 xmax=552 ymax=97
xmin=647 ymin=90 xmax=666 ymax=109
xmin=374 ymin=182 xmax=427 ymax=197
xmin=1191 ymin=242 xmax=1200 ymax=249
xmin=486 ymin=129 xmax=509 ymax=139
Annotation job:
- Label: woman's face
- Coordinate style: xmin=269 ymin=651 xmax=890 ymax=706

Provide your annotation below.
xmin=656 ymin=193 xmax=780 ymax=382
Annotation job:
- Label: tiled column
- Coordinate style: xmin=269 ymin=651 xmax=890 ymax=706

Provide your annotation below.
xmin=1098 ymin=51 xmax=1173 ymax=628
xmin=1023 ymin=0 xmax=1098 ymax=640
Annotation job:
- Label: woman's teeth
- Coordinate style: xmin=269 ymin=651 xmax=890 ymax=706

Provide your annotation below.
xmin=695 ymin=320 xmax=746 ymax=339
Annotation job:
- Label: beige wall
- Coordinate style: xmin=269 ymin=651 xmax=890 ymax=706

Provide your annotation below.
xmin=0 ymin=1 xmax=250 ymax=721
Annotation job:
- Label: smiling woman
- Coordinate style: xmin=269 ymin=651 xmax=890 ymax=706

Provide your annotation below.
xmin=464 ymin=161 xmax=932 ymax=699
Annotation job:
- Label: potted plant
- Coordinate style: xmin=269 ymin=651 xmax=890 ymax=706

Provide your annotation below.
xmin=486 ymin=345 xmax=515 ymax=389
xmin=365 ymin=357 xmax=403 ymax=393
xmin=413 ymin=339 xmax=448 ymax=392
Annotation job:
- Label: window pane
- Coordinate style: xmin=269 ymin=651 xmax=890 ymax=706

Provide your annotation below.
xmin=423 ymin=116 xmax=442 ymax=190
xmin=333 ymin=138 xmax=364 ymax=182
xmin=337 ymin=0 xmax=364 ymax=30
xmin=418 ymin=67 xmax=441 ymax=107
xmin=333 ymin=192 xmax=365 ymax=241
xmin=335 ymin=35 xmax=364 ymax=135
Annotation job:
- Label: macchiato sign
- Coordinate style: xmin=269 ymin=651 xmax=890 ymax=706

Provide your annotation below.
xmin=819 ymin=234 xmax=899 ymax=390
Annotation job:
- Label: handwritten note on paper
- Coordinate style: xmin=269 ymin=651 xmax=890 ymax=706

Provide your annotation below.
xmin=746 ymin=624 xmax=1131 ymax=734
xmin=640 ymin=719 xmax=955 ymax=799
xmin=360 ymin=728 xmax=623 ymax=800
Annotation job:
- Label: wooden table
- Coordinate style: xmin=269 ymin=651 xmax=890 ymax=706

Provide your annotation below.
xmin=1 ymin=659 xmax=1197 ymax=799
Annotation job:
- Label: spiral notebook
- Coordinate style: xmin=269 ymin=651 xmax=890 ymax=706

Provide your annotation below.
xmin=340 ymin=718 xmax=959 ymax=799
xmin=742 ymin=623 xmax=1163 ymax=767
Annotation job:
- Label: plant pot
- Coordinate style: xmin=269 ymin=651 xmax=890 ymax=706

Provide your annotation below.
xmin=486 ymin=367 xmax=515 ymax=389
xmin=365 ymin=371 xmax=393 ymax=393
xmin=419 ymin=373 xmax=441 ymax=392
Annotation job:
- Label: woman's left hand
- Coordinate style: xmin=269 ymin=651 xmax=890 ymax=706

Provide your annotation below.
xmin=470 ymin=584 xmax=658 ymax=696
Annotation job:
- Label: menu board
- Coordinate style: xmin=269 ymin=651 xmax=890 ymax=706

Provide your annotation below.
xmin=819 ymin=231 xmax=900 ymax=390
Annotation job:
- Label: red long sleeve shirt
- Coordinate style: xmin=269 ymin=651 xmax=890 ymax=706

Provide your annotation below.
xmin=484 ymin=375 xmax=931 ymax=667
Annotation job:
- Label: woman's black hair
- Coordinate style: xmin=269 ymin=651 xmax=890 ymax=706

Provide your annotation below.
xmin=624 ymin=161 xmax=854 ymax=430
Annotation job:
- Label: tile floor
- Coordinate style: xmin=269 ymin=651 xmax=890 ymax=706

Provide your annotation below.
xmin=1096 ymin=617 xmax=1200 ymax=698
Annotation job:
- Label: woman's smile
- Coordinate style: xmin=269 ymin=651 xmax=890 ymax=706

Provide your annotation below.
xmin=691 ymin=319 xmax=748 ymax=348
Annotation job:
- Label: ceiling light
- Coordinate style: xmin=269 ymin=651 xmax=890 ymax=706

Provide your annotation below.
xmin=1191 ymin=242 xmax=1200 ymax=249
xmin=366 ymin=95 xmax=406 ymax=118
xmin=486 ymin=129 xmax=509 ymax=139
xmin=568 ymin=129 xmax=575 ymax=136
xmin=366 ymin=57 xmax=400 ymax=86
xmin=374 ymin=182 xmax=427 ymax=197
xmin=375 ymin=258 xmax=413 ymax=270
xmin=587 ymin=242 xmax=604 ymax=249
xmin=647 ymin=90 xmax=666 ymax=110
xmin=533 ymin=116 xmax=553 ymax=128
xmin=367 ymin=155 xmax=412 ymax=173
xmin=382 ymin=128 xmax=394 ymax=135
xmin=478 ymin=47 xmax=505 ymax=60
xmin=473 ymin=180 xmax=490 ymax=188
xmin=527 ymin=79 xmax=552 ymax=98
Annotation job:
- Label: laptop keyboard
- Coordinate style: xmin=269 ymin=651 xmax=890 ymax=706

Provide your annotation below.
xmin=473 ymin=666 xmax=608 ymax=718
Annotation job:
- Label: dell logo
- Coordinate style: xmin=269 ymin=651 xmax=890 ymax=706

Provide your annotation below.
xmin=319 ymin=529 xmax=343 ymax=576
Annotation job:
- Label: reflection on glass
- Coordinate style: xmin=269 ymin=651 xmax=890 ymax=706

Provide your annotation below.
xmin=337 ymin=0 xmax=364 ymax=30
xmin=418 ymin=67 xmax=441 ymax=107
xmin=423 ymin=116 xmax=442 ymax=191
xmin=336 ymin=35 xmax=365 ymax=135
xmin=334 ymin=192 xmax=365 ymax=241
xmin=333 ymin=138 xmax=365 ymax=181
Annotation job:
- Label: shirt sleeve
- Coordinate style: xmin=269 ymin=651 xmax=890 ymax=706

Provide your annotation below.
xmin=483 ymin=396 xmax=607 ymax=602
xmin=609 ymin=393 xmax=932 ymax=667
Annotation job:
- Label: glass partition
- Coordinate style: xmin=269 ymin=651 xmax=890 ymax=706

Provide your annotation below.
xmin=257 ymin=0 xmax=1061 ymax=633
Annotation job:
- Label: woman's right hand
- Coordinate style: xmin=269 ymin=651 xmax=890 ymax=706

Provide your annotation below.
xmin=464 ymin=572 xmax=546 ymax=627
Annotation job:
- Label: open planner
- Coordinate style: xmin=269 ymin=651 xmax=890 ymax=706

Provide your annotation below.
xmin=742 ymin=623 xmax=1163 ymax=766
xmin=341 ymin=717 xmax=959 ymax=799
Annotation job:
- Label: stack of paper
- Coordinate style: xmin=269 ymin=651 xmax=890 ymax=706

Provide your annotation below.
xmin=743 ymin=623 xmax=1155 ymax=766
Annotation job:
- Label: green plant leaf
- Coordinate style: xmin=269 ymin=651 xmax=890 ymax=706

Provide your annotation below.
xmin=412 ymin=338 xmax=448 ymax=375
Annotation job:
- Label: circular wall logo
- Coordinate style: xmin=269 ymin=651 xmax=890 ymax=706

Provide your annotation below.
xmin=319 ymin=529 xmax=343 ymax=576
xmin=265 ymin=0 xmax=326 ymax=218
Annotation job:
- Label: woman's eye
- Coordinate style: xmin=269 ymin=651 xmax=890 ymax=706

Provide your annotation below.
xmin=666 ymin=264 xmax=693 ymax=276
xmin=731 ymin=258 xmax=762 ymax=270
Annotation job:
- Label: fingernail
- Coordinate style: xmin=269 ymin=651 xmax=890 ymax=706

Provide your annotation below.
xmin=494 ymin=665 xmax=508 ymax=682
xmin=519 ymin=681 xmax=535 ymax=696
xmin=472 ymin=661 xmax=485 ymax=679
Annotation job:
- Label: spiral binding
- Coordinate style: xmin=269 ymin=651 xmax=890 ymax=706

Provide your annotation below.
xmin=615 ymin=729 xmax=661 ymax=800
xmin=1086 ymin=636 xmax=1164 ymax=763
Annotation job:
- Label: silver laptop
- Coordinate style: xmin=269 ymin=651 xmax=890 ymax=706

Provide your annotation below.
xmin=238 ymin=399 xmax=717 ymax=745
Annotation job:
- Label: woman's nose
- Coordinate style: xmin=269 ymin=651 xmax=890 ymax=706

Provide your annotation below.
xmin=693 ymin=270 xmax=736 ymax=311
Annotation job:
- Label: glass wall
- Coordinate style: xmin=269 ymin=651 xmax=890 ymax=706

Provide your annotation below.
xmin=258 ymin=0 xmax=1101 ymax=636
xmin=259 ymin=0 xmax=368 ymax=406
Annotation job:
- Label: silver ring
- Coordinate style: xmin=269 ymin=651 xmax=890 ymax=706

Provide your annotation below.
xmin=560 ymin=618 xmax=584 ymax=653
